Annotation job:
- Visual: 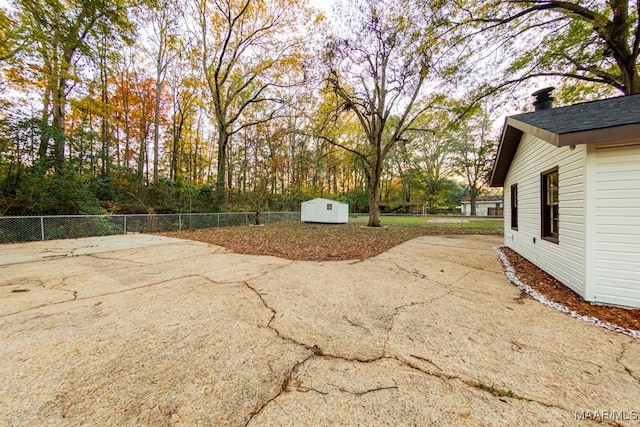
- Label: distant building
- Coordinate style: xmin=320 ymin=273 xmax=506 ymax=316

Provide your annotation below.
xmin=459 ymin=195 xmax=503 ymax=217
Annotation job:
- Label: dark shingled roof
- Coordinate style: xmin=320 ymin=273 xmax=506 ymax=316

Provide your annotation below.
xmin=510 ymin=93 xmax=640 ymax=135
xmin=489 ymin=94 xmax=640 ymax=187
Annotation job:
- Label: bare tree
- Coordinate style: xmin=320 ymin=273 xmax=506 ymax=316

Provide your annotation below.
xmin=192 ymin=0 xmax=309 ymax=210
xmin=139 ymin=0 xmax=183 ymax=181
xmin=453 ymin=108 xmax=496 ymax=216
xmin=320 ymin=0 xmax=457 ymax=226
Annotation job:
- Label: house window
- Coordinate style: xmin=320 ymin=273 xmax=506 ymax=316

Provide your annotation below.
xmin=327 ymin=203 xmax=333 ymax=211
xmin=510 ymin=184 xmax=518 ymax=230
xmin=541 ymin=167 xmax=559 ymax=243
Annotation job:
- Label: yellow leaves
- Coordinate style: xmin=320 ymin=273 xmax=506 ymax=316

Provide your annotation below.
xmin=313 ymin=11 xmax=326 ymax=24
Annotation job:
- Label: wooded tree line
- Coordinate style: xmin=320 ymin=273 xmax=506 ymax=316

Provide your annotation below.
xmin=1 ymin=0 xmax=637 ymax=224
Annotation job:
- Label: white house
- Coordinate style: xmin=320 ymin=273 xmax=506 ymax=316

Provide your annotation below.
xmin=490 ymin=89 xmax=640 ymax=308
xmin=460 ymin=195 xmax=503 ymax=217
xmin=301 ymin=198 xmax=349 ymax=224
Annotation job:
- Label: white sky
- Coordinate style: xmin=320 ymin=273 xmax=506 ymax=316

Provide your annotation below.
xmin=308 ymin=0 xmax=335 ymax=14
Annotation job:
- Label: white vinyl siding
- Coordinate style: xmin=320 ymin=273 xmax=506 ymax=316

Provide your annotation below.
xmin=503 ymin=133 xmax=586 ymax=296
xmin=460 ymin=201 xmax=503 ymax=216
xmin=586 ymin=142 xmax=640 ymax=308
xmin=301 ymin=198 xmax=349 ymax=223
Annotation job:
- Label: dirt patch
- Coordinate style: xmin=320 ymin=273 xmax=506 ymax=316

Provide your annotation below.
xmin=501 ymin=247 xmax=640 ymax=332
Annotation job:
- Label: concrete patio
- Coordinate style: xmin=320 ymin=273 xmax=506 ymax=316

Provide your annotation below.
xmin=0 ymin=234 xmax=637 ymax=425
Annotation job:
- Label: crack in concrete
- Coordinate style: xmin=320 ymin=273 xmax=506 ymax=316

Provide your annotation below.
xmin=342 ymin=315 xmax=371 ymax=334
xmin=236 ymin=262 xmax=293 ymax=282
xmin=0 ymin=274 xmax=214 ymax=318
xmin=514 ymin=289 xmax=532 ymax=304
xmin=41 ymin=253 xmax=70 ymax=260
xmin=69 ymin=245 xmax=99 ymax=257
xmin=450 ymin=270 xmax=477 ymax=288
xmin=200 ymin=262 xmax=292 ymax=286
xmin=329 ymin=383 xmax=399 ymax=396
xmin=86 ymin=254 xmax=150 ymax=266
xmin=388 ymin=262 xmax=427 ymax=279
xmin=381 ymin=299 xmax=441 ymax=358
xmin=393 ymin=355 xmax=571 ymax=413
xmin=0 ymin=279 xmax=45 ymax=289
xmin=382 ymin=259 xmax=483 ymax=292
xmin=411 ymin=251 xmax=500 ymax=274
xmin=241 ymin=280 xmax=577 ymax=423
xmin=381 ymin=293 xmax=454 ymax=358
xmin=386 ymin=260 xmax=451 ymax=288
xmin=381 ymin=313 xmax=394 ymax=357
xmin=244 ymin=353 xmax=315 ymax=426
xmin=242 ymin=280 xmax=403 ymax=424
xmin=617 ymin=341 xmax=640 ymax=384
xmin=52 ymin=273 xmax=85 ymax=292
xmin=410 ymin=354 xmax=443 ymax=371
xmin=243 ymin=281 xmax=381 ymax=363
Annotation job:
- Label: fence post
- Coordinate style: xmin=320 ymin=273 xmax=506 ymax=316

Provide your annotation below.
xmin=40 ymin=216 xmax=45 ymax=241
xmin=179 ymin=214 xmax=182 ymax=231
xmin=217 ymin=213 xmax=220 ymax=227
xmin=124 ymin=215 xmax=127 ymax=235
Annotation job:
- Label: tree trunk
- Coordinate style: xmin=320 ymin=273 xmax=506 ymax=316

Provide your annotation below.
xmin=51 ymin=78 xmax=66 ymax=173
xmin=153 ymin=72 xmax=162 ymax=181
xmin=37 ymin=86 xmax=51 ymax=174
xmin=367 ymin=160 xmax=382 ymax=227
xmin=623 ymin=66 xmax=640 ymax=95
xmin=100 ymin=53 xmax=110 ymax=179
xmin=215 ymin=127 xmax=229 ymax=210
xmin=470 ymin=188 xmax=478 ymax=216
xmin=123 ymin=76 xmax=131 ymax=170
xmin=171 ymin=109 xmax=184 ymax=182
xmin=367 ymin=178 xmax=381 ymax=227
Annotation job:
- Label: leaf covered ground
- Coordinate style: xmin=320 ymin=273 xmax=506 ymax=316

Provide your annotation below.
xmin=161 ymin=221 xmax=639 ymax=334
xmin=161 ymin=221 xmax=501 ymax=261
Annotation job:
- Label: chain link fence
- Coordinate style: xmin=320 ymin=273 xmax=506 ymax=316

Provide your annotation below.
xmin=0 ymin=212 xmax=301 ymax=244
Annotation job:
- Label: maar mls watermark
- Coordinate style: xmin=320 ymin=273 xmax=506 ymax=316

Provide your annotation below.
xmin=575 ymin=410 xmax=639 ymax=421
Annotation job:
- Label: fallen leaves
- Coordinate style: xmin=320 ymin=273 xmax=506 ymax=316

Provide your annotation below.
xmin=161 ymin=221 xmax=500 ymax=261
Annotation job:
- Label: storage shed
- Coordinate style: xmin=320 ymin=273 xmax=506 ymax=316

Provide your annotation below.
xmin=301 ymin=198 xmax=349 ymax=224
xmin=490 ymin=90 xmax=640 ymax=308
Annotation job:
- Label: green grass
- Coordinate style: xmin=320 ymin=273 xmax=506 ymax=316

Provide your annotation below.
xmin=349 ymin=214 xmax=504 ymax=231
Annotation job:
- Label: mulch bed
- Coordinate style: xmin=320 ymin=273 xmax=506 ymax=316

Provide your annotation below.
xmin=501 ymin=247 xmax=640 ymax=333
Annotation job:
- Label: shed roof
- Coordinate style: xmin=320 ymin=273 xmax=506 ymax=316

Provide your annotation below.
xmin=490 ymin=94 xmax=640 ymax=187
xmin=302 ymin=197 xmax=347 ymax=205
xmin=461 ymin=195 xmax=503 ymax=203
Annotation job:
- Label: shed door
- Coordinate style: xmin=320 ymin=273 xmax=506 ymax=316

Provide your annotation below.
xmin=590 ymin=143 xmax=640 ymax=307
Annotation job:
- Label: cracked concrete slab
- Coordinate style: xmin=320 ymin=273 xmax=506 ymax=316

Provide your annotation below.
xmin=0 ymin=234 xmax=637 ymax=426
